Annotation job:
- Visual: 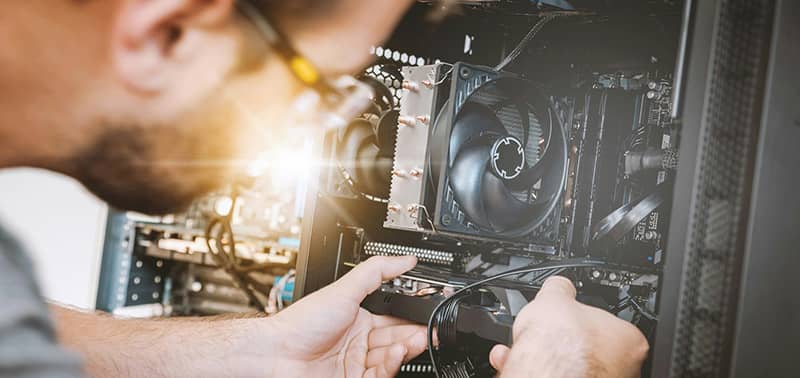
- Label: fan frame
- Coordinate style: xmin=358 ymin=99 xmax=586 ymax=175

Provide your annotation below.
xmin=428 ymin=62 xmax=567 ymax=250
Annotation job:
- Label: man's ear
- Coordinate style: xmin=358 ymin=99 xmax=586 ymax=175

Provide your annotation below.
xmin=112 ymin=0 xmax=236 ymax=93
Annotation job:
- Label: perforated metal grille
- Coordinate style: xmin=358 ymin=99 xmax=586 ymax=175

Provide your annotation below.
xmin=670 ymin=1 xmax=774 ymax=376
xmin=365 ymin=64 xmax=404 ymax=105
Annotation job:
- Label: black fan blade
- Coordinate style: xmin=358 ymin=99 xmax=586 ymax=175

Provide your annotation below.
xmin=339 ymin=119 xmax=374 ymax=161
xmin=375 ymin=156 xmax=393 ymax=185
xmin=507 ymin=106 xmax=555 ymax=191
xmin=449 ymin=136 xmax=495 ymax=228
xmin=339 ymin=118 xmax=376 ymax=190
xmin=376 ymin=109 xmax=399 ymax=152
xmin=449 ymin=102 xmax=507 ymax=166
xmin=481 ymin=171 xmax=553 ymax=233
xmin=506 ymin=150 xmax=551 ymax=191
xmin=356 ymin=142 xmax=386 ymax=195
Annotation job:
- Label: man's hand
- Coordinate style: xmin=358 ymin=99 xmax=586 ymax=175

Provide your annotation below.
xmin=53 ymin=256 xmax=424 ymax=377
xmin=489 ymin=276 xmax=649 ymax=378
xmin=263 ymin=256 xmax=427 ymax=378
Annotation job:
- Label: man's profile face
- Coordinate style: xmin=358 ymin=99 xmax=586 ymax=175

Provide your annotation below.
xmin=57 ymin=1 xmax=277 ymax=215
xmin=0 ymin=0 xmax=411 ymax=215
xmin=46 ymin=0 xmax=413 ymax=215
xmin=69 ymin=98 xmax=241 ymax=215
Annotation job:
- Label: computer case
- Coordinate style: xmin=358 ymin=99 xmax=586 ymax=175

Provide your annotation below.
xmin=293 ymin=0 xmax=799 ymax=377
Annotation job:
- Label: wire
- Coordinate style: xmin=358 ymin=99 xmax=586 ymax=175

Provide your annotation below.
xmin=205 ymin=218 xmax=266 ymax=309
xmin=427 ymin=258 xmax=605 ymax=377
xmin=495 ymin=16 xmax=557 ymax=71
xmin=629 ymin=297 xmax=658 ymax=322
xmin=203 ymin=187 xmax=274 ymax=310
xmin=494 ymin=10 xmax=589 ymax=72
xmin=426 ymin=63 xmax=455 ymax=87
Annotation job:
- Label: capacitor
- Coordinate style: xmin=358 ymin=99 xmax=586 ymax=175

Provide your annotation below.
xmin=645 ymin=230 xmax=659 ymax=241
xmin=625 ymin=148 xmax=679 ymax=176
xmin=647 ymin=81 xmax=663 ymax=91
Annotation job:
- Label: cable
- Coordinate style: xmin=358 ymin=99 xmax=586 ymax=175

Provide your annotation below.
xmin=336 ymin=164 xmax=389 ymax=204
xmin=629 ymin=298 xmax=658 ymax=322
xmin=205 ymin=218 xmax=266 ymax=309
xmin=495 ymin=15 xmax=556 ymax=71
xmin=494 ymin=10 xmax=589 ymax=72
xmin=203 ymin=187 xmax=272 ymax=310
xmin=427 ymin=258 xmax=605 ymax=377
xmin=591 ymin=181 xmax=670 ymax=248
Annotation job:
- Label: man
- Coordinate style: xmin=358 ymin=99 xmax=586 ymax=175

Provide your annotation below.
xmin=0 ymin=0 xmax=648 ymax=377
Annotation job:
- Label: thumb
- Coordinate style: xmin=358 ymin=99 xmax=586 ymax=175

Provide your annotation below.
xmin=489 ymin=344 xmax=511 ymax=372
xmin=330 ymin=256 xmax=418 ymax=303
xmin=535 ymin=276 xmax=577 ymax=302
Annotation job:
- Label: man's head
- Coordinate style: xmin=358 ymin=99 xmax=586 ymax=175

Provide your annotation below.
xmin=0 ymin=0 xmax=412 ymax=214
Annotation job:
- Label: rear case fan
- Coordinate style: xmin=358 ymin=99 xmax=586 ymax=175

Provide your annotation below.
xmin=429 ymin=63 xmax=568 ymax=244
xmin=336 ymin=75 xmax=400 ymax=199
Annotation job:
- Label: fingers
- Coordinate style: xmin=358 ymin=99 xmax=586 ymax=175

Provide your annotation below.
xmin=489 ymin=344 xmax=511 ymax=371
xmin=371 ymin=315 xmax=414 ymax=328
xmin=368 ymin=324 xmax=424 ymax=349
xmin=535 ymin=276 xmax=577 ymax=301
xmin=332 ymin=256 xmax=418 ymax=303
xmin=369 ymin=325 xmax=428 ymax=363
xmin=363 ymin=344 xmax=407 ymax=378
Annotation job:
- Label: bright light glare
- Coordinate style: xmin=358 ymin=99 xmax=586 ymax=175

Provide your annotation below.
xmin=246 ymin=139 xmax=315 ymax=191
xmin=214 ymin=196 xmax=234 ymax=216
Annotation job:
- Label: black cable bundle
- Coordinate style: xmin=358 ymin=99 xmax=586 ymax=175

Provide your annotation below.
xmin=433 ymin=295 xmax=474 ymax=378
xmin=427 ymin=258 xmax=605 ymax=378
xmin=203 ymin=187 xmax=270 ymax=310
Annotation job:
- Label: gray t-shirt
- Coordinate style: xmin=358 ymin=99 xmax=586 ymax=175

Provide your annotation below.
xmin=0 ymin=222 xmax=85 ymax=377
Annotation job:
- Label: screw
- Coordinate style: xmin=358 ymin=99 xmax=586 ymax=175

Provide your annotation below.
xmin=402 ymin=81 xmax=419 ymax=92
xmin=398 ymin=116 xmax=416 ymax=127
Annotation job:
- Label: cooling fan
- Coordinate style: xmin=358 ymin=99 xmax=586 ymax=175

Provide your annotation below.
xmin=386 ymin=63 xmax=568 ymax=245
xmin=335 ymin=71 xmax=401 ymax=200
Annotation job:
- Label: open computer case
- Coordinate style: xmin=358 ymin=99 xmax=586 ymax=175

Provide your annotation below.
xmin=293 ymin=1 xmax=799 ymax=377
xmin=95 ymin=1 xmax=798 ymax=377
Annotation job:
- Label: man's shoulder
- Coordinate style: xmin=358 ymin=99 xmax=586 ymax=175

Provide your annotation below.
xmin=0 ymin=220 xmax=39 ymax=283
xmin=0 ymin=220 xmax=86 ymax=377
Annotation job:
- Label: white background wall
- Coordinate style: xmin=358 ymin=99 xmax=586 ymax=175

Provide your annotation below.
xmin=0 ymin=168 xmax=107 ymax=309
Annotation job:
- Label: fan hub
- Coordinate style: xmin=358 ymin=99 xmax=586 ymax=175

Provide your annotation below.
xmin=491 ymin=136 xmax=525 ymax=180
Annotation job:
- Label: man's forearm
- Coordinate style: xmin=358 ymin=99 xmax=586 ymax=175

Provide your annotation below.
xmin=51 ymin=305 xmax=277 ymax=377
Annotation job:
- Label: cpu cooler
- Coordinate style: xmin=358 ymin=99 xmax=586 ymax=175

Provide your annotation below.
xmin=336 ymin=69 xmax=401 ymax=199
xmin=386 ymin=63 xmax=568 ymax=245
